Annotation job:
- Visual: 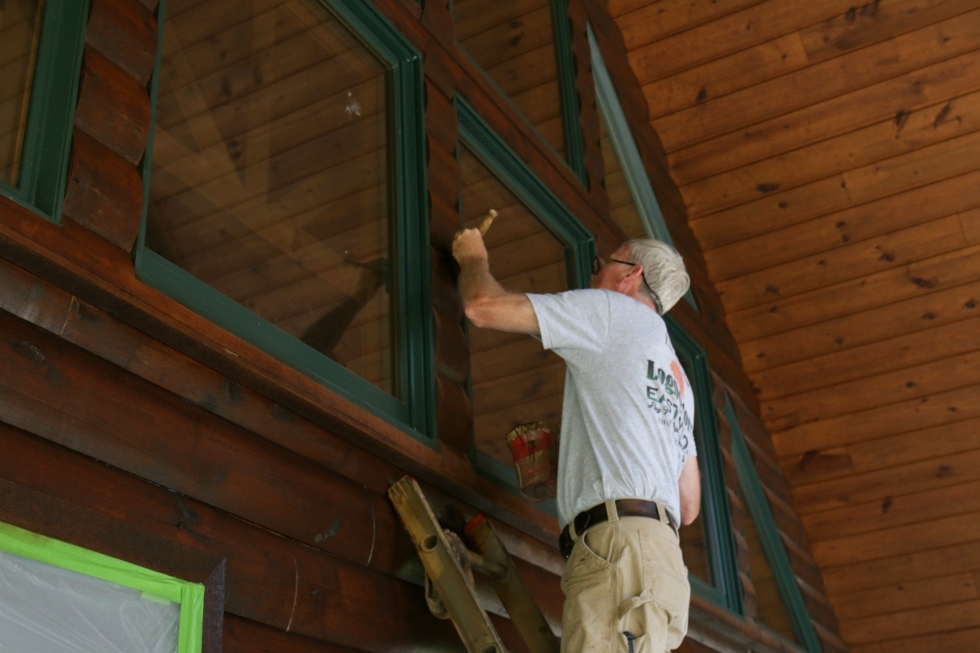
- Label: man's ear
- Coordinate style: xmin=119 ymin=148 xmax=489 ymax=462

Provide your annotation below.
xmin=624 ymin=264 xmax=644 ymax=284
xmin=617 ymin=264 xmax=644 ymax=293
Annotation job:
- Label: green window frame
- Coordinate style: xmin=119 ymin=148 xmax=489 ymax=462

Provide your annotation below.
xmin=551 ymin=0 xmax=586 ymax=182
xmin=457 ymin=96 xmax=592 ymax=501
xmin=451 ymin=0 xmax=586 ymax=183
xmin=0 ymin=521 xmax=204 ymax=653
xmin=134 ymin=0 xmax=434 ymax=442
xmin=588 ymin=24 xmax=697 ymax=311
xmin=724 ymin=393 xmax=823 ymax=652
xmin=666 ymin=318 xmax=743 ymax=614
xmin=0 ymin=0 xmax=87 ymax=220
xmin=588 ymin=24 xmax=670 ymax=245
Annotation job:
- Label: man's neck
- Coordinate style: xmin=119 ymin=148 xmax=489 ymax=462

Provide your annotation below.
xmin=613 ymin=287 xmax=659 ymax=315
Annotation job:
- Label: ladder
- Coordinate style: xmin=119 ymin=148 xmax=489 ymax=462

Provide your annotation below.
xmin=389 ymin=476 xmax=560 ymax=653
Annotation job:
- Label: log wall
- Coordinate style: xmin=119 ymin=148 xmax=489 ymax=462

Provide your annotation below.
xmin=0 ymin=0 xmax=843 ymax=651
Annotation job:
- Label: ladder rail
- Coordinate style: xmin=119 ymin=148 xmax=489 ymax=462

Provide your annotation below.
xmin=466 ymin=515 xmax=560 ymax=653
xmin=389 ymin=476 xmax=508 ymax=653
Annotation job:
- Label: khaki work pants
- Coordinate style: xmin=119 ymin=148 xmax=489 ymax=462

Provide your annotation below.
xmin=560 ymin=512 xmax=690 ymax=653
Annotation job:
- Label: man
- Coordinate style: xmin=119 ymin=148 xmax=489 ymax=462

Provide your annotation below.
xmin=453 ymin=228 xmax=701 ymax=653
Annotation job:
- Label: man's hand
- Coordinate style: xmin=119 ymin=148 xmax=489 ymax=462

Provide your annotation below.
xmin=452 ymin=227 xmax=540 ymax=335
xmin=452 ymin=227 xmax=489 ymax=267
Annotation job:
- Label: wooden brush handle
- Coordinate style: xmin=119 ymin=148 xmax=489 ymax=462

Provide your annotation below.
xmin=478 ymin=209 xmax=497 ymax=235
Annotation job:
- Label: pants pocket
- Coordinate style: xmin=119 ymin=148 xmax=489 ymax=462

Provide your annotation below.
xmin=561 ymin=524 xmax=615 ymax=591
xmin=617 ymin=570 xmax=689 ymax=653
xmin=560 ymin=525 xmax=618 ymax=653
xmin=616 ymin=527 xmax=691 ymax=653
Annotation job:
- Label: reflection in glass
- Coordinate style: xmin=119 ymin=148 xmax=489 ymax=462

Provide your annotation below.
xmin=595 ymin=79 xmax=696 ymax=310
xmin=736 ymin=476 xmax=798 ymax=642
xmin=453 ymin=0 xmax=566 ymax=157
xmin=0 ymin=0 xmax=45 ymax=186
xmin=598 ymin=107 xmax=646 ymax=239
xmin=459 ymin=146 xmax=567 ymax=466
xmin=681 ymin=508 xmax=713 ymax=585
xmin=147 ymin=0 xmax=395 ymax=394
xmin=675 ymin=354 xmax=713 ymax=585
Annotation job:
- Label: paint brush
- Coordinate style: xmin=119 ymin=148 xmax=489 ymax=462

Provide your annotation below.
xmin=478 ymin=209 xmax=497 ymax=235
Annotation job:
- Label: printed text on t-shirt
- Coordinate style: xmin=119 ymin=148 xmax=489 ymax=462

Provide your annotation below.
xmin=646 ymin=359 xmax=692 ymax=448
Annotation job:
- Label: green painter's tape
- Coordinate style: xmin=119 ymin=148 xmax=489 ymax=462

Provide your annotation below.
xmin=0 ymin=521 xmax=204 ymax=653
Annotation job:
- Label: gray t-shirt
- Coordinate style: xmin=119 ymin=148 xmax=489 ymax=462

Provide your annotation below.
xmin=527 ymin=289 xmax=696 ymax=528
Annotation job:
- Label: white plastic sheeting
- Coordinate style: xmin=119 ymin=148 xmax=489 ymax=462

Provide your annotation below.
xmin=0 ymin=548 xmax=180 ymax=653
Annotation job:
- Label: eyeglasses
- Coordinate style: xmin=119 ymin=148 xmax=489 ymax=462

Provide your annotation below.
xmin=591 ymin=256 xmax=664 ymax=314
xmin=591 ymin=256 xmax=636 ymax=275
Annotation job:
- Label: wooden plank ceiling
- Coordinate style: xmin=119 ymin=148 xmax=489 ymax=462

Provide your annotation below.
xmin=605 ymin=0 xmax=980 ymax=651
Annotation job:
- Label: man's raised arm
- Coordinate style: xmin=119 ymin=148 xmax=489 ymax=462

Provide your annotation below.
xmin=452 ymin=228 xmax=540 ymax=335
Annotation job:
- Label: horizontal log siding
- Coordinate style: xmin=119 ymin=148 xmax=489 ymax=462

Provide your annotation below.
xmin=0 ymin=0 xmax=833 ymax=651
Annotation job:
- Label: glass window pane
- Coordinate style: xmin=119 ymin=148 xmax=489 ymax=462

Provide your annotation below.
xmin=0 ymin=548 xmax=180 ymax=653
xmin=735 ymin=480 xmax=798 ymax=642
xmin=147 ymin=0 xmax=395 ymax=394
xmin=453 ymin=0 xmax=566 ymax=157
xmin=598 ymin=108 xmax=646 ymax=240
xmin=0 ymin=0 xmax=45 ymax=187
xmin=674 ymin=351 xmax=713 ymax=586
xmin=459 ymin=146 xmax=568 ymax=468
xmin=681 ymin=504 xmax=713 ymax=585
xmin=594 ymin=73 xmax=698 ymax=311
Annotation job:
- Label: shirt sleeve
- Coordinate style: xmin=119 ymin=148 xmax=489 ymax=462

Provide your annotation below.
xmin=526 ymin=289 xmax=612 ymax=356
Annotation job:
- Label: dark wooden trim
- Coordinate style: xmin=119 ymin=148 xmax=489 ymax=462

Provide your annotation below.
xmin=433 ymin=305 xmax=470 ymax=385
xmin=435 ymin=370 xmax=475 ymax=451
xmin=76 ymin=45 xmax=151 ymax=166
xmin=223 ymin=615 xmax=356 ymax=653
xmin=0 ymin=249 xmax=569 ymax=580
xmin=0 ymin=433 xmax=227 ymax=652
xmin=427 ymin=132 xmax=462 ymax=209
xmin=0 ymin=256 xmax=406 ymax=497
xmin=0 ymin=422 xmax=461 ymax=651
xmin=63 ymin=129 xmax=144 ymax=250
xmin=430 ymin=243 xmax=465 ymax=320
xmin=0 ymin=198 xmax=561 ymax=547
xmin=569 ymin=0 xmax=607 ymax=201
xmin=0 ymin=306 xmax=411 ymax=571
xmin=87 ymin=0 xmax=158 ymax=86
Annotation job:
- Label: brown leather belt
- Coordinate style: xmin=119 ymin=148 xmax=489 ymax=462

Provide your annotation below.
xmin=559 ymin=499 xmax=677 ymax=559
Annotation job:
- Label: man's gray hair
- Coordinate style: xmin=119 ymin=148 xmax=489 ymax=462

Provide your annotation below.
xmin=625 ymin=239 xmax=690 ymax=314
